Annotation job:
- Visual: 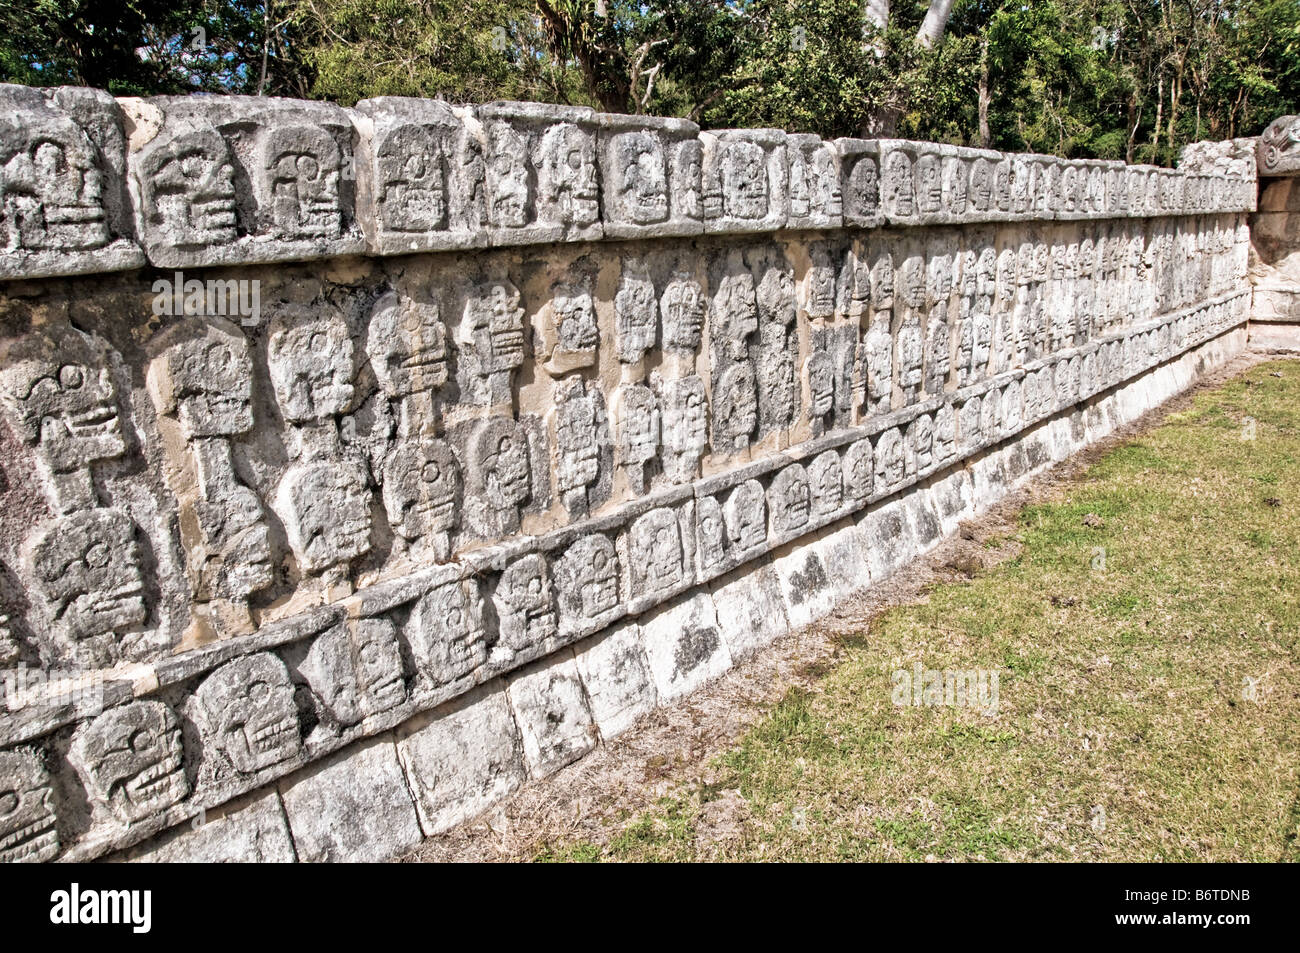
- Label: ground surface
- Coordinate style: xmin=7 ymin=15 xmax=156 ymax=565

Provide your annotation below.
xmin=403 ymin=354 xmax=1300 ymax=862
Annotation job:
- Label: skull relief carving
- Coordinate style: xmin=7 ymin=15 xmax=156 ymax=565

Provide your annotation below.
xmin=0 ymin=111 xmax=109 ymax=252
xmin=406 ymin=578 xmax=488 ymax=687
xmin=555 ymin=533 xmax=620 ymax=626
xmin=611 ymin=131 xmax=669 ymax=224
xmin=70 ymin=701 xmax=189 ymax=824
xmin=494 ymin=554 xmax=557 ymax=653
xmin=261 ymin=125 xmax=343 ymax=240
xmin=193 ymin=653 xmax=301 ymax=774
xmin=0 ymin=749 xmax=59 ymax=863
xmin=382 ymin=437 xmax=461 ymax=546
xmin=661 ymin=271 xmax=706 ymax=354
xmin=139 ymin=125 xmax=238 ymax=249
xmin=267 ymin=308 xmax=355 ymax=424
xmin=538 ymin=123 xmax=599 ymax=228
xmin=27 ymin=507 xmax=146 ymax=646
xmin=376 ymin=124 xmax=447 ymax=232
xmin=275 ymin=458 xmax=372 ymax=575
xmin=367 ymin=291 xmax=448 ymax=400
xmin=299 ymin=619 xmax=407 ymax=727
xmin=0 ymin=325 xmax=126 ymax=474
xmin=148 ymin=319 xmax=254 ymax=439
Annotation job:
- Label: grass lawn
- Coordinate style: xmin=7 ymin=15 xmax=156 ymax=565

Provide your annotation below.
xmin=539 ymin=359 xmax=1300 ymax=862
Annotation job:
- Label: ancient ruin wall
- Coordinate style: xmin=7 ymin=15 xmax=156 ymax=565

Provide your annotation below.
xmin=0 ymin=85 xmax=1256 ymax=862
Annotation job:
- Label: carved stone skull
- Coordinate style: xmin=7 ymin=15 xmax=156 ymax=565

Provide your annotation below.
xmin=0 ymin=749 xmax=59 ymax=863
xmin=367 ymin=291 xmax=448 ymax=400
xmin=70 ymin=701 xmax=189 ymax=824
xmin=193 ymin=653 xmax=301 ymax=774
xmin=612 ymin=131 xmax=668 ymax=224
xmin=377 ymin=124 xmax=447 ymax=232
xmin=299 ymin=618 xmax=407 ymax=727
xmin=261 ymin=124 xmax=343 ymax=240
xmin=149 ymin=319 xmax=254 ymax=439
xmin=382 ymin=437 xmax=461 ymax=543
xmin=267 ymin=308 xmax=355 ymax=424
xmin=0 ymin=325 xmax=125 ymax=473
xmin=406 ymin=578 xmax=488 ymax=686
xmin=27 ymin=507 xmax=145 ymax=643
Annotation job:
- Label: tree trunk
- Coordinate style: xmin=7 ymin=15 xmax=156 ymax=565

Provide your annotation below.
xmin=863 ymin=0 xmax=890 ymax=55
xmin=977 ymin=36 xmax=991 ymax=148
xmin=916 ymin=0 xmax=957 ymax=49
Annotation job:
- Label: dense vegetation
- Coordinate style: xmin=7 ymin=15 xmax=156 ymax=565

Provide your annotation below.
xmin=4 ymin=1 xmax=1299 ymax=165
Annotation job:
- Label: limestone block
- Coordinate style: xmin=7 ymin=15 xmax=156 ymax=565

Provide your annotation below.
xmin=128 ymin=791 xmax=295 ymax=863
xmin=573 ymin=621 xmax=656 ymax=741
xmin=395 ymin=682 xmax=526 ymax=836
xmin=506 ymin=652 xmax=597 ymax=777
xmin=279 ymin=734 xmax=423 ymax=862
xmin=857 ymin=498 xmax=919 ymax=582
xmin=597 ymin=113 xmax=703 ymax=238
xmin=709 ymin=559 xmax=790 ymax=660
xmin=641 ymin=591 xmax=732 ymax=702
xmin=0 ymin=84 xmax=143 ymax=279
xmin=125 ymin=94 xmax=366 ymax=266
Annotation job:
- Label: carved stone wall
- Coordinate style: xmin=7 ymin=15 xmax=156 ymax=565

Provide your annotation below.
xmin=1241 ymin=117 xmax=1300 ymax=343
xmin=0 ymin=84 xmax=1256 ymax=862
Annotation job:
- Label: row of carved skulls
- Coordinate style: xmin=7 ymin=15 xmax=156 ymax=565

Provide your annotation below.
xmin=0 ymin=288 xmax=1248 ymax=861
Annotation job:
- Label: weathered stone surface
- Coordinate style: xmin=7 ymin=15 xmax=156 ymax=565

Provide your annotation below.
xmin=279 ymin=734 xmax=422 ymax=862
xmin=0 ymin=748 xmax=59 ymax=863
xmin=0 ymin=85 xmax=143 ymax=279
xmin=395 ymin=682 xmax=526 ymax=835
xmin=70 ymin=701 xmax=188 ymax=825
xmin=709 ymin=560 xmax=790 ymax=659
xmin=573 ymin=622 xmax=656 ymax=740
xmin=506 ymin=653 xmax=596 ymax=777
xmin=640 ymin=591 xmax=732 ymax=702
xmin=128 ymin=791 xmax=295 ymax=863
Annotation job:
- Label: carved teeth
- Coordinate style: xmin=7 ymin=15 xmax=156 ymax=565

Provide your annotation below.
xmin=249 ymin=717 xmax=297 ymax=753
xmin=0 ymin=815 xmax=56 ymax=855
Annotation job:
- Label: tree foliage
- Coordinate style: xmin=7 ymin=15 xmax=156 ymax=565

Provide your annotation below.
xmin=3 ymin=0 xmax=1298 ymax=165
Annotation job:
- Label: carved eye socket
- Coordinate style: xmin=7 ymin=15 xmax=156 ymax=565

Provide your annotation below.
xmin=358 ymin=642 xmax=380 ymax=667
xmin=0 ymin=790 xmax=17 ymax=815
xmin=84 ymin=542 xmax=110 ymax=569
xmin=129 ymin=728 xmax=156 ymax=753
xmin=421 ymin=462 xmax=441 ymax=484
xmin=402 ymin=310 xmax=424 ymax=333
xmin=404 ymin=156 xmax=427 ymax=179
xmin=310 ymin=332 xmax=328 ymax=351
xmin=443 ymin=605 xmax=462 ymax=628
xmin=58 ymin=365 xmax=85 ymax=390
xmin=297 ymin=155 xmax=320 ymax=181
xmin=248 ymin=680 xmax=270 ymax=703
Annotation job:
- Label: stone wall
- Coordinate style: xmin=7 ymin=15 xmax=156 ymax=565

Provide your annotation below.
xmin=1246 ymin=116 xmax=1300 ymax=346
xmin=0 ymin=84 xmax=1256 ymax=862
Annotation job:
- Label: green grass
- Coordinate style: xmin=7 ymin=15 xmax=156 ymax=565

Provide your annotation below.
xmin=535 ymin=360 xmax=1300 ymax=862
